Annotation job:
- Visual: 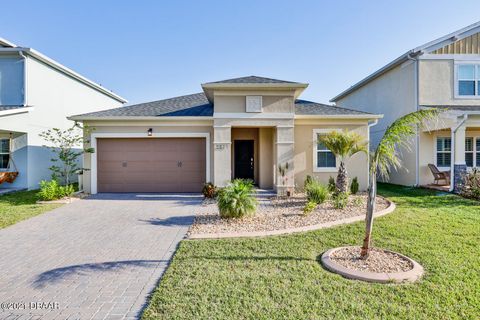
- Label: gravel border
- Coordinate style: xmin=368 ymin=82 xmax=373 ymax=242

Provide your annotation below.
xmin=188 ymin=196 xmax=395 ymax=239
xmin=321 ymin=246 xmax=424 ymax=283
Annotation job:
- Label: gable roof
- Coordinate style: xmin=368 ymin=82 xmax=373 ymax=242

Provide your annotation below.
xmin=204 ymin=76 xmax=301 ymax=84
xmin=331 ymin=21 xmax=480 ymax=102
xmin=294 ymin=100 xmax=374 ymax=116
xmin=69 ymin=92 xmax=379 ymax=120
xmin=70 ymin=93 xmax=213 ymax=119
xmin=0 ymin=37 xmax=126 ymax=103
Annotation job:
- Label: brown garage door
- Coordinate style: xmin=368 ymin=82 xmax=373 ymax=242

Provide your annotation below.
xmin=97 ymin=138 xmax=206 ymax=193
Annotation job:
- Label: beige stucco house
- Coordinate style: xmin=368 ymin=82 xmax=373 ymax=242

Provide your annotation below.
xmin=70 ymin=76 xmax=381 ymax=194
xmin=332 ymin=21 xmax=480 ymax=192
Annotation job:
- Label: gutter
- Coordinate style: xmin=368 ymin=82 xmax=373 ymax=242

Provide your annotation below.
xmin=294 ymin=114 xmax=383 ymax=120
xmin=67 ymin=116 xmax=214 ymax=121
xmin=407 ymin=53 xmax=420 ymax=186
xmin=449 ymin=114 xmax=468 ymax=192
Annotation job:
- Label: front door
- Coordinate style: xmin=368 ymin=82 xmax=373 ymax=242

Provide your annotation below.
xmin=234 ymin=140 xmax=254 ymax=180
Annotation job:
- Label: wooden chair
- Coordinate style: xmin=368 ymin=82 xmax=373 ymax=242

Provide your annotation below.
xmin=428 ymin=164 xmax=450 ymax=185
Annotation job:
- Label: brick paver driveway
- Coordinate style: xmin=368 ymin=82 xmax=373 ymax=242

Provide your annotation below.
xmin=0 ymin=193 xmax=202 ymax=320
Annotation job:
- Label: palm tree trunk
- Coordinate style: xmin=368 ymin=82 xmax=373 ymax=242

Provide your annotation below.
xmin=336 ymin=161 xmax=348 ymax=193
xmin=361 ymin=170 xmax=376 ymax=258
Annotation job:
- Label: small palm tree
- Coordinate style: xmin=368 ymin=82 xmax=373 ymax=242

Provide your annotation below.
xmin=318 ymin=131 xmax=368 ymax=193
xmin=361 ymin=109 xmax=440 ymax=258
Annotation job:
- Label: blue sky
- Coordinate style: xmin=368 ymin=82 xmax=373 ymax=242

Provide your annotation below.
xmin=1 ymin=0 xmax=480 ymax=105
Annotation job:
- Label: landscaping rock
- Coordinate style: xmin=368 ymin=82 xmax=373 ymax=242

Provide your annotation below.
xmin=189 ymin=193 xmax=389 ymax=235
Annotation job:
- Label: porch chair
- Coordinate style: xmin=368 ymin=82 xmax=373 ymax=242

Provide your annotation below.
xmin=427 ymin=164 xmax=450 ymax=186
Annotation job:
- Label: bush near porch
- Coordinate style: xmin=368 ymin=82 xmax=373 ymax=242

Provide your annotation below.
xmin=142 ymin=184 xmax=480 ymax=319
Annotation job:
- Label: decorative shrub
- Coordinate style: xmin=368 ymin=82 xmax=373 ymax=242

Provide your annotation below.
xmin=328 ymin=176 xmax=336 ymax=193
xmin=461 ymin=168 xmax=480 ymax=200
xmin=202 ymin=182 xmax=217 ymax=199
xmin=350 ymin=177 xmax=359 ymax=195
xmin=305 ymin=179 xmax=328 ymax=204
xmin=38 ymin=180 xmax=74 ymax=201
xmin=217 ymin=179 xmax=257 ymax=218
xmin=303 ymin=200 xmax=317 ymax=215
xmin=333 ymin=192 xmax=349 ymax=209
xmin=304 ymin=175 xmax=313 ymax=189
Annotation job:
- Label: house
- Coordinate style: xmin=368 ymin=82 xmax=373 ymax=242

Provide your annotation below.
xmin=331 ymin=21 xmax=480 ymax=192
xmin=69 ymin=76 xmax=382 ymax=194
xmin=0 ymin=38 xmax=126 ymax=191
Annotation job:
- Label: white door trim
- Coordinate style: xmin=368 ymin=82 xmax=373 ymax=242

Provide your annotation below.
xmin=90 ymin=132 xmax=210 ymax=194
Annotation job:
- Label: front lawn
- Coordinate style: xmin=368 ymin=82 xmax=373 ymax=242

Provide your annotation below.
xmin=143 ymin=184 xmax=480 ymax=319
xmin=0 ymin=190 xmax=62 ymax=229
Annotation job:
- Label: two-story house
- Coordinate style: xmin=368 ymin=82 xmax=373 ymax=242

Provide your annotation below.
xmin=0 ymin=38 xmax=126 ymax=191
xmin=69 ymin=76 xmax=382 ymax=195
xmin=331 ymin=21 xmax=480 ymax=192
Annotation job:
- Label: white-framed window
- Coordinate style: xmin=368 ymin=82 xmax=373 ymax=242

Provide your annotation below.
xmin=313 ymin=129 xmax=338 ymax=172
xmin=465 ymin=137 xmax=474 ymax=167
xmin=0 ymin=139 xmax=9 ymax=170
xmin=456 ymin=63 xmax=480 ymax=97
xmin=436 ymin=136 xmax=451 ymax=168
xmin=436 ymin=135 xmax=480 ymax=169
xmin=477 ymin=138 xmax=480 ymax=167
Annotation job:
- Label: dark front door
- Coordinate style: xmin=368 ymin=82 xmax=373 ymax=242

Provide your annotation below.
xmin=234 ymin=140 xmax=254 ymax=180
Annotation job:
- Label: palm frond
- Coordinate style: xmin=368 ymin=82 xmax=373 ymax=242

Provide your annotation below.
xmin=374 ymin=109 xmax=441 ymax=179
xmin=318 ymin=131 xmax=368 ymax=160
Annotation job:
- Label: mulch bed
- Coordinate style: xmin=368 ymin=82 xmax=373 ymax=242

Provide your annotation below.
xmin=188 ymin=193 xmax=389 ymax=235
xmin=329 ymin=246 xmax=413 ymax=273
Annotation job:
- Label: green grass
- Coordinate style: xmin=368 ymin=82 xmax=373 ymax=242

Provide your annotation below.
xmin=143 ymin=183 xmax=480 ymax=320
xmin=0 ymin=190 xmax=62 ymax=229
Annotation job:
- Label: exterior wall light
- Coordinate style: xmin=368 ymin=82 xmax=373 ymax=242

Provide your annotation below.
xmin=147 ymin=128 xmax=153 ymax=136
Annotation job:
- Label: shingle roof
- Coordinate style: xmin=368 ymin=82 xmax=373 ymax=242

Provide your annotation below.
xmin=71 ymin=92 xmax=376 ymax=119
xmin=294 ymin=100 xmax=374 ymax=115
xmin=204 ymin=76 xmax=300 ymax=84
xmin=71 ymin=93 xmax=212 ymax=118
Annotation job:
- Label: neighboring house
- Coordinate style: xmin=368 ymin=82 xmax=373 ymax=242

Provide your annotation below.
xmin=0 ymin=38 xmax=126 ymax=191
xmin=331 ymin=21 xmax=480 ymax=192
xmin=69 ymin=76 xmax=382 ymax=194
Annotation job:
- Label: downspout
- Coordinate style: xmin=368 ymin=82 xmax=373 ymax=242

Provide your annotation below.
xmin=18 ymin=50 xmax=28 ymax=106
xmin=449 ymin=114 xmax=468 ymax=192
xmin=407 ymin=53 xmax=420 ymax=186
xmin=367 ymin=119 xmax=379 ymax=187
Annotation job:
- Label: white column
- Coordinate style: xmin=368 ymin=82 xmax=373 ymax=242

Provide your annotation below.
xmin=454 ymin=125 xmax=466 ymax=165
xmin=213 ymin=126 xmax=231 ymax=187
xmin=275 ymin=126 xmax=294 ymax=195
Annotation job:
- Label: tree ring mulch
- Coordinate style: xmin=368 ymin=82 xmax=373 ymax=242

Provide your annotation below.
xmin=321 ymin=246 xmax=424 ymax=283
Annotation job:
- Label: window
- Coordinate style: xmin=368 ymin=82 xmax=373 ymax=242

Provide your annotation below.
xmin=477 ymin=138 xmax=480 ymax=167
xmin=0 ymin=57 xmax=25 ymax=105
xmin=436 ymin=137 xmax=451 ymax=168
xmin=0 ymin=139 xmax=9 ymax=169
xmin=457 ymin=64 xmax=480 ymax=96
xmin=313 ymin=130 xmax=337 ymax=171
xmin=465 ymin=137 xmax=474 ymax=167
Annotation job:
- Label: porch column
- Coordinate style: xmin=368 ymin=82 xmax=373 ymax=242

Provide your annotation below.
xmin=213 ymin=126 xmax=231 ymax=187
xmin=453 ymin=125 xmax=467 ymax=193
xmin=275 ymin=126 xmax=294 ymax=196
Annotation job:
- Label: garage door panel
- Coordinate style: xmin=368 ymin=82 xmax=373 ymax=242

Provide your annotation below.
xmin=97 ymin=138 xmax=206 ymax=193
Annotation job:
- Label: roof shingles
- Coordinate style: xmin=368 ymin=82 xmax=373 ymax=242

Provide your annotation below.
xmin=204 ymin=76 xmax=300 ymax=84
xmin=71 ymin=93 xmax=375 ymax=119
